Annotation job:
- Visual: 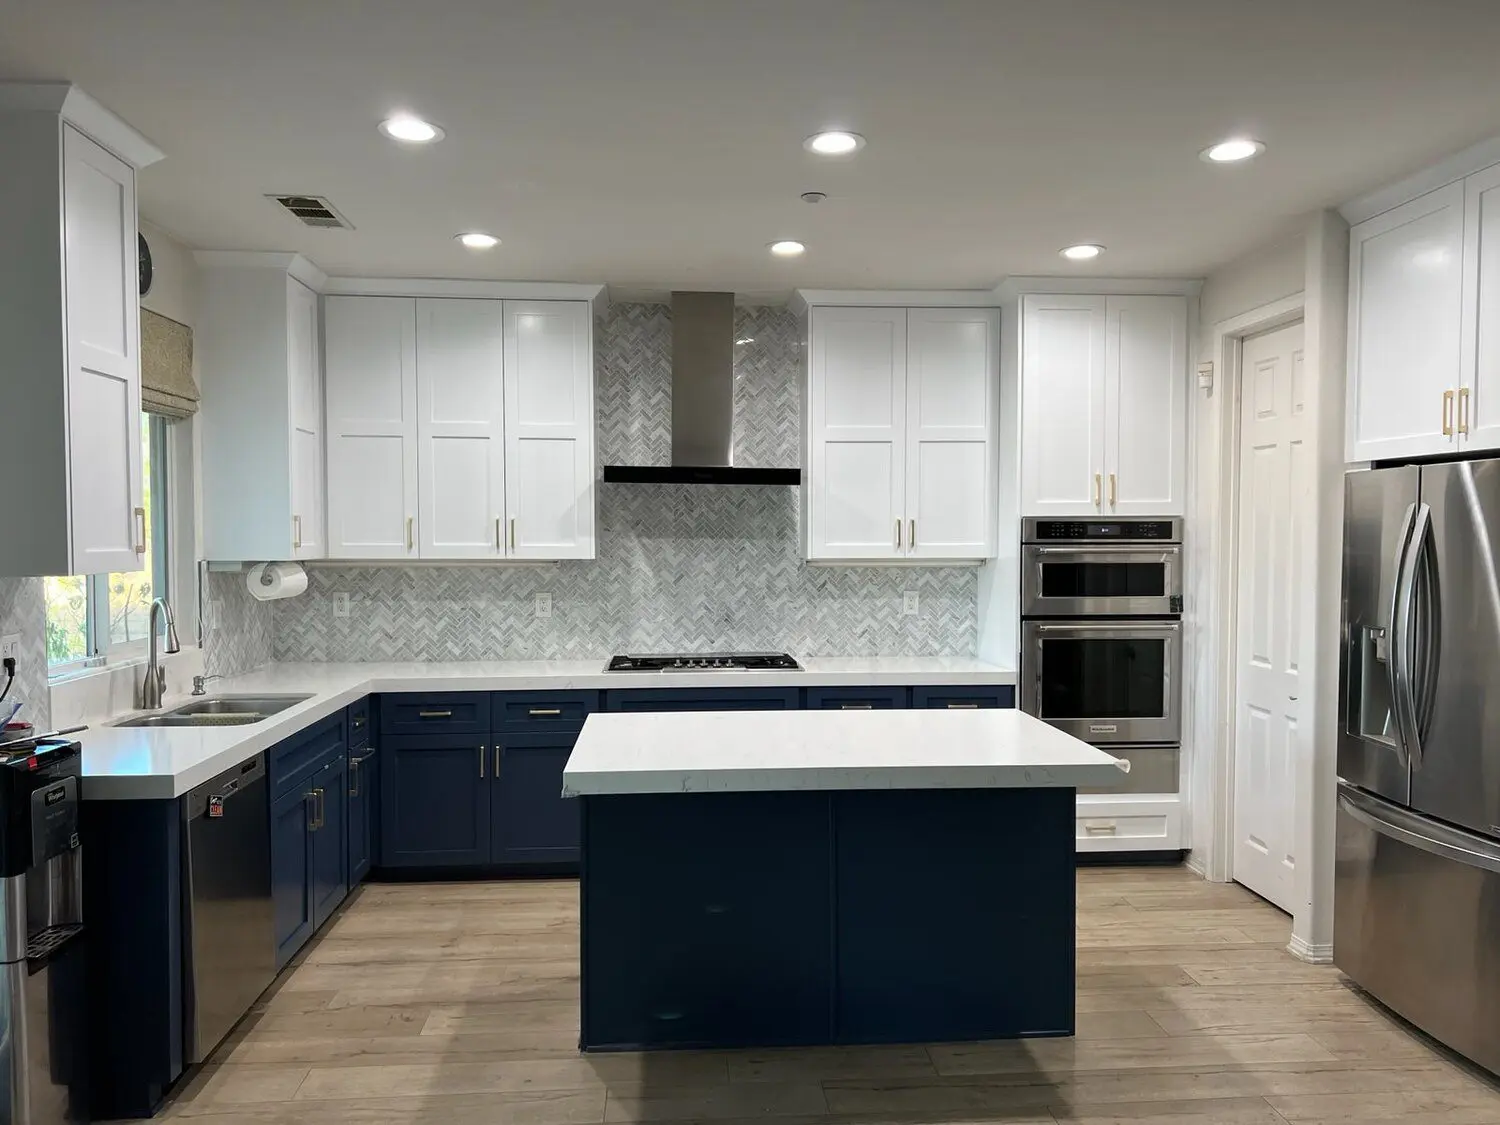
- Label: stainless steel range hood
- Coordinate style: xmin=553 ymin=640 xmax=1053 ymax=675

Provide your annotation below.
xmin=602 ymin=291 xmax=801 ymax=485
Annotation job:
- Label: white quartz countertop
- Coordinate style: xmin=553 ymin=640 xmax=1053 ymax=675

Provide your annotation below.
xmin=79 ymin=657 xmax=1015 ymax=800
xmin=562 ymin=709 xmax=1128 ymax=796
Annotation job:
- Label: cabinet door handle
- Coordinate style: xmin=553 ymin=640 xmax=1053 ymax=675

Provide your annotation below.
xmin=946 ymin=702 xmax=980 ymax=709
xmin=349 ymin=757 xmax=360 ymax=797
xmin=1460 ymin=387 xmax=1472 ymax=435
xmin=528 ymin=707 xmax=562 ymax=716
xmin=479 ymin=745 xmax=486 ymax=779
xmin=293 ymin=514 xmax=302 ymax=549
xmin=909 ymin=519 xmax=916 ymax=549
xmin=134 ymin=507 xmax=147 ymax=555
xmin=510 ymin=517 xmax=517 ymax=551
xmin=494 ymin=745 xmax=502 ymax=775
xmin=1108 ymin=472 xmax=1117 ymax=508
xmin=418 ymin=710 xmax=453 ymax=719
xmin=1443 ymin=389 xmax=1456 ymax=437
xmin=840 ymin=702 xmax=874 ymax=710
xmin=305 ymin=791 xmax=317 ymax=830
xmin=495 ymin=517 xmax=502 ymax=551
xmin=1093 ymin=473 xmax=1102 ymax=509
xmin=407 ymin=516 xmax=414 ymax=552
xmin=894 ymin=520 xmax=902 ymax=550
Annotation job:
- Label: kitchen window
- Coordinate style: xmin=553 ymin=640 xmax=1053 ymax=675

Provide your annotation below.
xmin=45 ymin=414 xmax=172 ymax=673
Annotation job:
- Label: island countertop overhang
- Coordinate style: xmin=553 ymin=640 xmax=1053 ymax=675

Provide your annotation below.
xmin=562 ymin=708 xmax=1128 ymax=796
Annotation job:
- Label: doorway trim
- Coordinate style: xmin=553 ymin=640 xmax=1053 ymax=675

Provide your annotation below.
xmin=1191 ymin=292 xmax=1305 ymax=890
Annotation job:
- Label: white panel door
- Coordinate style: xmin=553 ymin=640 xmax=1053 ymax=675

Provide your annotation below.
xmin=287 ymin=279 xmax=324 ymax=559
xmin=503 ymin=300 xmax=595 ymax=560
xmin=1020 ymin=296 xmax=1106 ymax=516
xmin=1347 ymin=183 xmax=1465 ymax=461
xmin=1462 ymin=164 xmax=1500 ymax=451
xmin=324 ymin=296 xmax=419 ymax=559
xmin=1106 ymin=296 xmax=1187 ymax=516
xmin=1233 ymin=321 xmax=1308 ymax=914
xmin=417 ymin=299 xmax=506 ymax=559
xmin=905 ymin=307 xmax=997 ymax=559
xmin=61 ymin=125 xmax=142 ymax=575
xmin=807 ymin=307 xmax=907 ymax=559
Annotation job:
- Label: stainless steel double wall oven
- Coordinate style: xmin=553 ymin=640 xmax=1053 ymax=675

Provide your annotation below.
xmin=1020 ymin=518 xmax=1183 ymax=792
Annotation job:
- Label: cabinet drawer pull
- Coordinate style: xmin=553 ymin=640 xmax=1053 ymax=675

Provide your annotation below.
xmin=1443 ymin=389 xmax=1456 ymax=437
xmin=840 ymin=702 xmax=874 ymax=709
xmin=134 ymin=507 xmax=147 ymax=555
xmin=528 ymin=707 xmax=562 ymax=716
xmin=418 ymin=710 xmax=453 ymax=719
xmin=1108 ymin=472 xmax=1117 ymax=508
xmin=946 ymin=702 xmax=980 ymax=709
xmin=1093 ymin=473 xmax=1102 ymax=509
xmin=1084 ymin=821 xmax=1118 ymax=836
xmin=479 ymin=745 xmax=486 ymax=779
xmin=1460 ymin=386 xmax=1472 ymax=435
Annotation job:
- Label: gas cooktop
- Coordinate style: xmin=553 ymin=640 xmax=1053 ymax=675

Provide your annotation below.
xmin=605 ymin=652 xmax=802 ymax=672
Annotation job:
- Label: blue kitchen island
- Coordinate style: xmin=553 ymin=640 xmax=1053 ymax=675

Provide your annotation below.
xmin=563 ymin=707 xmax=1126 ymax=1051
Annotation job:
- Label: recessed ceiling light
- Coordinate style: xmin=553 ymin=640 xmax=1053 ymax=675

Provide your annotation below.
xmin=1060 ymin=243 xmax=1105 ymax=261
xmin=803 ymin=131 xmax=866 ymax=156
xmin=379 ymin=114 xmax=445 ymax=143
xmin=769 ymin=240 xmax=806 ymax=257
xmin=1201 ymin=138 xmax=1265 ymax=163
xmin=455 ymin=232 xmax=499 ymax=250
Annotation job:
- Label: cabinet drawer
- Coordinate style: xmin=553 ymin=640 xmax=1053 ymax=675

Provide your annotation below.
xmin=493 ymin=690 xmax=597 ymax=729
xmin=347 ymin=697 xmax=372 ymax=749
xmin=604 ymin=688 xmax=801 ymax=713
xmin=269 ymin=714 xmax=345 ymax=801
xmin=805 ymin=686 xmax=908 ymax=710
xmin=381 ymin=693 xmax=489 ymax=736
xmin=1075 ymin=797 xmax=1181 ymax=853
xmin=911 ymin=685 xmax=1014 ymax=710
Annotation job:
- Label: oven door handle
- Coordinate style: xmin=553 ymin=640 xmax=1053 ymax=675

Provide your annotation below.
xmin=1028 ymin=545 xmax=1181 ymax=556
xmin=1031 ymin=622 xmax=1182 ymax=633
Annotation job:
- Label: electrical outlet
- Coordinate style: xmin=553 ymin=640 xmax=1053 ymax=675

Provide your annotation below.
xmin=535 ymin=592 xmax=553 ymax=619
xmin=332 ymin=592 xmax=351 ymax=619
xmin=902 ymin=591 xmax=920 ymax=616
xmin=0 ymin=634 xmax=19 ymax=661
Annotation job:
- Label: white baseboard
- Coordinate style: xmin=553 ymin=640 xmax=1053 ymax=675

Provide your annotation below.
xmin=1287 ymin=935 xmax=1334 ymax=964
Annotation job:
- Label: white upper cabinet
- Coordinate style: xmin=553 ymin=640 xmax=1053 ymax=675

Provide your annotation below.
xmin=1462 ymin=165 xmax=1500 ymax=451
xmin=1107 ymin=296 xmax=1188 ymax=516
xmin=503 ymin=300 xmax=595 ymax=560
xmin=0 ymin=91 xmax=159 ymax=577
xmin=1346 ymin=183 xmax=1465 ymax=461
xmin=324 ymin=296 xmax=419 ymax=559
xmin=805 ymin=305 xmax=997 ymax=561
xmin=1021 ymin=294 xmax=1186 ymax=517
xmin=417 ymin=299 xmax=507 ymax=559
xmin=323 ymin=295 xmax=595 ymax=561
xmin=198 ymin=258 xmax=327 ymax=562
xmin=905 ymin=307 xmax=999 ymax=558
xmin=1021 ymin=296 xmax=1107 ymax=516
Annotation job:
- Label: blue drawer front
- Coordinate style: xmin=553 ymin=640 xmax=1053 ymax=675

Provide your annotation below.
xmin=805 ymin=686 xmax=908 ymax=710
xmin=604 ymin=688 xmax=801 ymax=712
xmin=347 ymin=697 xmax=372 ymax=749
xmin=269 ymin=713 xmax=346 ymax=801
xmin=910 ymin=685 xmax=1014 ymax=710
xmin=493 ymin=690 xmax=598 ymax=729
xmin=381 ymin=693 xmax=490 ymax=736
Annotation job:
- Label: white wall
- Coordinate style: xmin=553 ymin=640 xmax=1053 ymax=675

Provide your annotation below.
xmin=1197 ymin=232 xmax=1305 ymax=349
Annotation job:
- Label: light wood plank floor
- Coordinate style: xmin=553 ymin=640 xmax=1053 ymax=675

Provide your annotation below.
xmin=153 ymin=867 xmax=1500 ymax=1124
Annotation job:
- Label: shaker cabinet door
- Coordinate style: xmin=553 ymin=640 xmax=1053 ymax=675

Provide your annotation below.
xmin=1021 ymin=296 xmax=1107 ymax=516
xmin=1106 ymin=295 xmax=1187 ymax=516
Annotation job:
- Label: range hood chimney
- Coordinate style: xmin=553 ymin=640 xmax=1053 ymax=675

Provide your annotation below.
xmin=602 ymin=291 xmax=801 ymax=485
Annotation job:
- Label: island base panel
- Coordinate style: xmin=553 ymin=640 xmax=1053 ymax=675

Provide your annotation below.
xmin=580 ymin=787 xmax=1075 ymax=1050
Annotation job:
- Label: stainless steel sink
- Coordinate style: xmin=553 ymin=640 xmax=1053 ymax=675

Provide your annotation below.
xmin=115 ymin=694 xmax=313 ymax=729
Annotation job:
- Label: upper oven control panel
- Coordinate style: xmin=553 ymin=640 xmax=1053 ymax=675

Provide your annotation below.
xmin=1023 ymin=517 xmax=1182 ymax=544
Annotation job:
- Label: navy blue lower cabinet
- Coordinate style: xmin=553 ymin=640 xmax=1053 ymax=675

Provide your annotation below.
xmin=911 ymin=685 xmax=1015 ymax=709
xmin=347 ymin=746 xmax=378 ymax=884
xmin=380 ymin=735 xmax=490 ymax=868
xmin=805 ymin=686 xmax=908 ymax=710
xmin=271 ymin=785 xmax=315 ymax=967
xmin=310 ymin=754 xmax=348 ymax=929
xmin=581 ymin=791 xmax=832 ymax=1050
xmin=492 ymin=732 xmax=580 ymax=866
xmin=603 ymin=688 xmax=801 ymax=712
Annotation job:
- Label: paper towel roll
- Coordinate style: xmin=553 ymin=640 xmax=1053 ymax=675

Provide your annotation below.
xmin=246 ymin=562 xmax=309 ymax=602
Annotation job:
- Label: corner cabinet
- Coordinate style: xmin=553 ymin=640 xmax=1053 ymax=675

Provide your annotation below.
xmin=325 ymin=296 xmax=595 ymax=561
xmin=197 ymin=256 xmax=326 ymax=562
xmin=804 ymin=305 xmax=999 ymax=561
xmin=1020 ymin=294 xmax=1187 ymax=517
xmin=0 ymin=98 xmax=160 ymax=576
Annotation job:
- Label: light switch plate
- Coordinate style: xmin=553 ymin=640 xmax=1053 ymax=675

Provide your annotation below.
xmin=332 ymin=592 xmax=351 ymax=618
xmin=902 ymin=591 xmax=919 ymax=616
xmin=535 ymin=593 xmax=553 ymax=619
xmin=0 ymin=634 xmax=19 ymax=661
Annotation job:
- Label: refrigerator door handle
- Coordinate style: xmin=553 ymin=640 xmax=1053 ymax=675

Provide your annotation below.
xmin=1394 ymin=503 xmax=1431 ymax=770
xmin=1413 ymin=505 xmax=1442 ymax=750
xmin=1384 ymin=502 xmax=1419 ymax=766
xmin=1339 ymin=782 xmax=1500 ymax=875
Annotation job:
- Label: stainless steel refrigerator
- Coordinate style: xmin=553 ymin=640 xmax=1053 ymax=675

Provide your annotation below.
xmin=1337 ymin=457 xmax=1500 ymax=1074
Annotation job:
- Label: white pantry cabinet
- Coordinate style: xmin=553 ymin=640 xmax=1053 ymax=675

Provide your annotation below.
xmin=1462 ymin=164 xmax=1500 ymax=451
xmin=197 ymin=257 xmax=326 ymax=562
xmin=0 ymin=93 xmax=161 ymax=576
xmin=1020 ymin=294 xmax=1187 ymax=517
xmin=804 ymin=305 xmax=998 ymax=561
xmin=323 ymin=296 xmax=595 ymax=561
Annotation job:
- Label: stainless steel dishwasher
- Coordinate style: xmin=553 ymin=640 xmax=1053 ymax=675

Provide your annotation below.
xmin=182 ymin=753 xmax=274 ymax=1063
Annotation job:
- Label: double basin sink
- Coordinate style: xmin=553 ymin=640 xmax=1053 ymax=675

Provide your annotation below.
xmin=116 ymin=695 xmax=313 ymax=729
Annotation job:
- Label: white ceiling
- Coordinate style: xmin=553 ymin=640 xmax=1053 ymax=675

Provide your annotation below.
xmin=4 ymin=0 xmax=1500 ymax=299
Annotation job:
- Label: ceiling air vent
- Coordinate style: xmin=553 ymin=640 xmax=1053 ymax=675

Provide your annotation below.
xmin=267 ymin=194 xmax=354 ymax=230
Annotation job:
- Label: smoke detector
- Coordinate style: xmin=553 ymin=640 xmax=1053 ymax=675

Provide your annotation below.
xmin=267 ymin=195 xmax=354 ymax=230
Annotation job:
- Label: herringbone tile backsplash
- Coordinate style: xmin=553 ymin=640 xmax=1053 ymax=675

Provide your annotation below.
xmin=266 ymin=303 xmax=978 ymax=664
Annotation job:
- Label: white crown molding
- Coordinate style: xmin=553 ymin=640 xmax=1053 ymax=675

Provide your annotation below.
xmin=789 ymin=288 xmax=998 ymax=315
xmin=0 ymin=81 xmax=164 ymax=168
xmin=192 ymin=251 xmax=329 ymax=291
xmin=992 ymin=275 xmax=1203 ymax=302
xmin=322 ymin=276 xmax=608 ymax=312
xmin=1342 ymin=133 xmax=1500 ymax=225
